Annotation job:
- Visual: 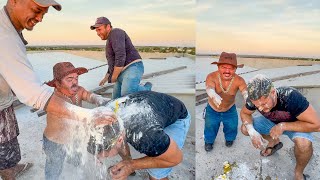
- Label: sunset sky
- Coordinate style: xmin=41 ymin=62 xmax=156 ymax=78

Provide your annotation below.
xmin=0 ymin=0 xmax=195 ymax=46
xmin=197 ymin=0 xmax=320 ymax=58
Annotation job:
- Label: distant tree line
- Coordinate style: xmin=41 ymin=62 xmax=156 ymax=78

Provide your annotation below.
xmin=198 ymin=54 xmax=320 ymax=61
xmin=26 ymin=45 xmax=196 ymax=55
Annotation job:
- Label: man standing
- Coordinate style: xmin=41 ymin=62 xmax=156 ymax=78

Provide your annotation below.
xmin=90 ymin=17 xmax=152 ymax=99
xmin=44 ymin=62 xmax=110 ymax=179
xmin=240 ymin=74 xmax=320 ymax=180
xmin=87 ymin=91 xmax=191 ymax=180
xmin=203 ymin=52 xmax=247 ymax=151
xmin=0 ymin=1 xmax=115 ymax=179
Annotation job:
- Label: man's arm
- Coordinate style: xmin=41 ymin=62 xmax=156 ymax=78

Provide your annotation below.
xmin=110 ymin=138 xmax=182 ymax=180
xmin=110 ymin=30 xmax=126 ymax=83
xmin=205 ymin=73 xmax=222 ymax=107
xmin=45 ymin=95 xmax=115 ymax=126
xmin=111 ymin=66 xmax=124 ymax=83
xmin=270 ymin=105 xmax=320 ymax=139
xmin=240 ymin=106 xmax=268 ymax=150
xmin=238 ymin=77 xmax=248 ymax=100
xmin=80 ymin=87 xmax=110 ymax=106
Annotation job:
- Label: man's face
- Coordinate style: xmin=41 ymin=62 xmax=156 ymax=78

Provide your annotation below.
xmin=95 ymin=25 xmax=111 ymax=40
xmin=56 ymin=73 xmax=79 ymax=96
xmin=251 ymin=90 xmax=276 ymax=112
xmin=218 ymin=64 xmax=236 ymax=80
xmin=12 ymin=0 xmax=49 ymax=31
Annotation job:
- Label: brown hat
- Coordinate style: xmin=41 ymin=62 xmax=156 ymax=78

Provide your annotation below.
xmin=46 ymin=62 xmax=88 ymax=87
xmin=211 ymin=52 xmax=244 ymax=68
xmin=32 ymin=0 xmax=62 ymax=11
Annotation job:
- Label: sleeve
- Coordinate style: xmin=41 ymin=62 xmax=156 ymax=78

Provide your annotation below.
xmin=110 ymin=30 xmax=126 ymax=67
xmin=287 ymin=89 xmax=309 ymax=117
xmin=0 ymin=38 xmax=53 ymax=110
xmin=245 ymin=99 xmax=257 ymax=111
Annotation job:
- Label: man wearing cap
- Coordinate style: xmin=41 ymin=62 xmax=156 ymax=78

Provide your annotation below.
xmin=0 ymin=1 xmax=116 ymax=179
xmin=203 ymin=52 xmax=247 ymax=151
xmin=43 ymin=62 xmax=111 ymax=179
xmin=90 ymin=17 xmax=152 ymax=99
xmin=240 ymin=74 xmax=320 ymax=180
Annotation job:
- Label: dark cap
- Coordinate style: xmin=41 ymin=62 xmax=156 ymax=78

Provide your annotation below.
xmin=247 ymin=74 xmax=274 ymax=100
xmin=90 ymin=17 xmax=111 ymax=30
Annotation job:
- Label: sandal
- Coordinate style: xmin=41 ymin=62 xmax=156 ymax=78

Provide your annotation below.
xmin=15 ymin=162 xmax=33 ymax=177
xmin=260 ymin=142 xmax=283 ymax=156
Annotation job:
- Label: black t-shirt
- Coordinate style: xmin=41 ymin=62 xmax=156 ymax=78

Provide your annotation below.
xmin=246 ymin=87 xmax=309 ymax=123
xmin=106 ymin=91 xmax=188 ymax=157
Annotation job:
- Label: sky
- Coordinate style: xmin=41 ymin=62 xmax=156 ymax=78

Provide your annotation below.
xmin=0 ymin=0 xmax=195 ymax=46
xmin=197 ymin=0 xmax=320 ymax=58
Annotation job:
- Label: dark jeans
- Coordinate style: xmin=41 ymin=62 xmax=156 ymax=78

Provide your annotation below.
xmin=204 ymin=104 xmax=238 ymax=144
xmin=0 ymin=137 xmax=21 ymax=170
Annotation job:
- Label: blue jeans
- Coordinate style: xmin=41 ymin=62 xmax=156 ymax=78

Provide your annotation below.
xmin=112 ymin=61 xmax=151 ymax=99
xmin=147 ymin=112 xmax=191 ymax=179
xmin=43 ymin=135 xmax=66 ymax=180
xmin=204 ymin=104 xmax=238 ymax=144
xmin=253 ymin=116 xmax=313 ymax=142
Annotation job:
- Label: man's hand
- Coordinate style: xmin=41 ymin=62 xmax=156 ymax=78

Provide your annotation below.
xmin=90 ymin=106 xmax=117 ymax=127
xmin=99 ymin=74 xmax=109 ymax=86
xmin=111 ymin=76 xmax=117 ymax=83
xmin=110 ymin=160 xmax=134 ymax=180
xmin=206 ymin=88 xmax=223 ymax=107
xmin=270 ymin=123 xmax=284 ymax=140
xmin=245 ymin=123 xmax=268 ymax=150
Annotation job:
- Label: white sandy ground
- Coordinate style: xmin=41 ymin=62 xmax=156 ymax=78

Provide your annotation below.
xmin=195 ymin=103 xmax=320 ymax=180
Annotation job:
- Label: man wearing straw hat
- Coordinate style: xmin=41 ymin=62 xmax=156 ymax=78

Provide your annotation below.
xmin=44 ymin=62 xmax=111 ymax=179
xmin=0 ymin=1 xmax=116 ymax=179
xmin=203 ymin=52 xmax=248 ymax=151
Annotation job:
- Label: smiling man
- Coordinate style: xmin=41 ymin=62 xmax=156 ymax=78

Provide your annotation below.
xmin=203 ymin=52 xmax=247 ymax=151
xmin=240 ymin=74 xmax=320 ymax=180
xmin=90 ymin=17 xmax=152 ymax=99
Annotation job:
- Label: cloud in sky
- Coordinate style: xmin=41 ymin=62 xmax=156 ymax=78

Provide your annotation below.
xmin=197 ymin=0 xmax=320 ymax=58
xmin=0 ymin=0 xmax=195 ymax=46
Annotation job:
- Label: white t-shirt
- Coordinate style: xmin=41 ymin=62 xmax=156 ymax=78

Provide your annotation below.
xmin=0 ymin=7 xmax=53 ymax=111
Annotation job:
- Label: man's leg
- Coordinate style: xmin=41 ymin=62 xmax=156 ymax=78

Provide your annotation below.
xmin=120 ymin=62 xmax=150 ymax=97
xmin=0 ymin=137 xmax=23 ymax=180
xmin=147 ymin=112 xmax=191 ymax=180
xmin=204 ymin=105 xmax=221 ymax=150
xmin=293 ymin=138 xmax=312 ymax=180
xmin=112 ymin=80 xmax=122 ymax=99
xmin=43 ymin=135 xmax=66 ymax=180
xmin=222 ymin=105 xmax=238 ymax=146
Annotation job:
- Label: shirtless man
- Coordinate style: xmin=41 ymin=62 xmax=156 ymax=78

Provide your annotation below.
xmin=43 ymin=62 xmax=110 ymax=179
xmin=204 ymin=52 xmax=247 ymax=151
